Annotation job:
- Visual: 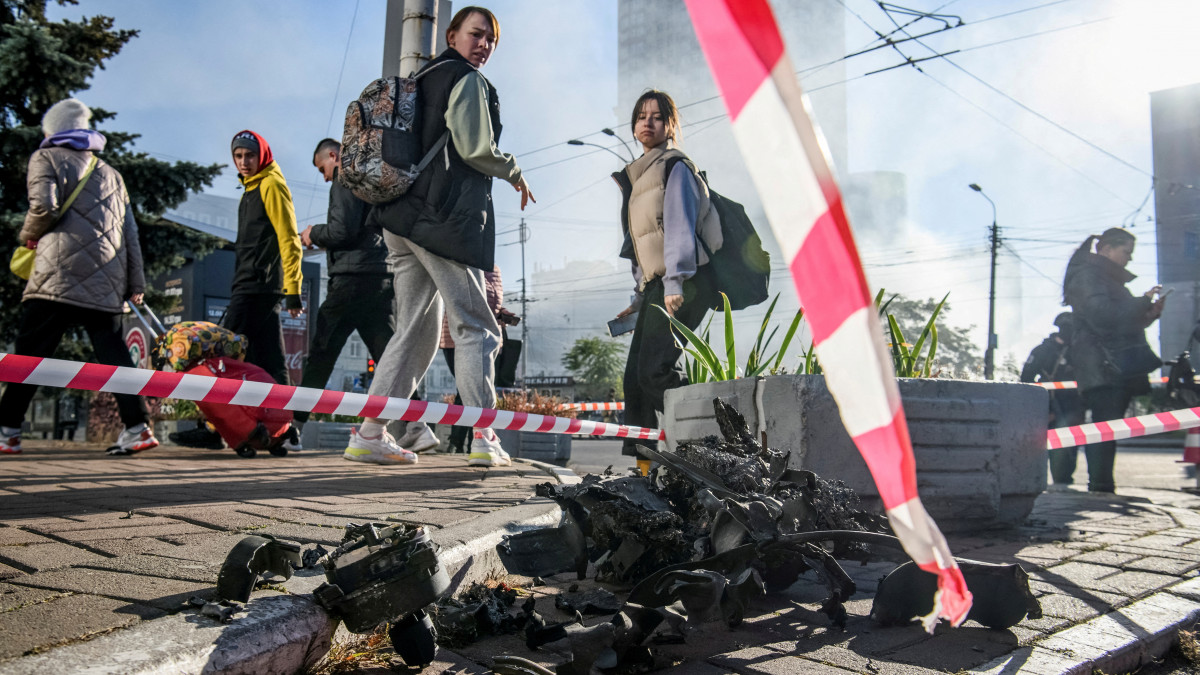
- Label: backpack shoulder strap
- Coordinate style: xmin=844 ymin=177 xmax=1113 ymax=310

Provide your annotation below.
xmin=414 ymin=131 xmax=450 ymax=173
xmin=57 ymin=155 xmax=99 ymax=224
xmin=659 ymin=154 xmax=716 ymax=262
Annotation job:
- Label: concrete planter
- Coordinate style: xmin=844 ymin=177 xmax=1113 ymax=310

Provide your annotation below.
xmin=153 ymin=419 xmax=199 ymax=446
xmin=664 ymin=375 xmax=1048 ymax=530
xmin=300 ymin=422 xmax=357 ymax=451
xmin=493 ymin=429 xmax=572 ymax=466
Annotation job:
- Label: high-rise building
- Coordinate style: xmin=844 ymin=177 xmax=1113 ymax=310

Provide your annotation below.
xmin=617 ymin=0 xmax=848 ymax=196
xmin=1151 ymin=82 xmax=1200 ymax=362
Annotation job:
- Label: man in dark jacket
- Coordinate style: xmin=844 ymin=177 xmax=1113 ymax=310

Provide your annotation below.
xmin=295 ymin=140 xmax=411 ymax=440
xmin=1021 ymin=313 xmax=1085 ymax=489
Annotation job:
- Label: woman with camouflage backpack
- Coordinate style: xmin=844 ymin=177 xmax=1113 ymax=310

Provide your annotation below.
xmin=347 ymin=6 xmax=534 ymax=468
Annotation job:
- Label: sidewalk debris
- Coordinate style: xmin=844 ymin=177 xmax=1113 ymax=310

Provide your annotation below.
xmin=313 ymin=522 xmax=449 ymax=667
xmin=216 ymin=534 xmax=302 ymax=603
xmin=485 ymin=398 xmax=1041 ymax=670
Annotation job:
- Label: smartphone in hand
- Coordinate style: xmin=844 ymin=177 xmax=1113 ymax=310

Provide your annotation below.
xmin=608 ymin=312 xmax=638 ymax=337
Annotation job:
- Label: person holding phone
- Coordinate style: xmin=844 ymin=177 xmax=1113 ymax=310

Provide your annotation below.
xmin=1062 ymin=227 xmax=1164 ymax=492
xmin=611 ymin=90 xmax=722 ymax=469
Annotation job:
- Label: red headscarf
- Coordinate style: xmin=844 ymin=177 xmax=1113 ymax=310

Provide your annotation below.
xmin=230 ymin=129 xmax=274 ymax=172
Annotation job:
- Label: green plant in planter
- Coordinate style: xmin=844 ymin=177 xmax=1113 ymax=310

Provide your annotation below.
xmin=658 ymin=293 xmax=804 ymax=383
xmin=662 ymin=288 xmax=951 ymax=383
xmin=877 ymin=289 xmax=949 ymax=378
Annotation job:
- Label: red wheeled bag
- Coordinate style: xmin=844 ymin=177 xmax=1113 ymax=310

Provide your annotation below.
xmin=128 ymin=304 xmax=297 ymax=459
xmin=184 ymin=356 xmax=294 ymax=458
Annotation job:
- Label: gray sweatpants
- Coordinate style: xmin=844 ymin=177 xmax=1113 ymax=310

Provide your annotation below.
xmin=369 ymin=232 xmax=501 ymax=416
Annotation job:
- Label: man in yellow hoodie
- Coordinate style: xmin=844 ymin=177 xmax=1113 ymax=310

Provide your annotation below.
xmin=227 ymin=130 xmax=304 ymax=387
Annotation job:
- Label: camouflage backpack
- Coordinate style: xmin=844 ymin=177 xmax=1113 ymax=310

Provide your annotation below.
xmin=339 ymin=67 xmax=450 ymax=205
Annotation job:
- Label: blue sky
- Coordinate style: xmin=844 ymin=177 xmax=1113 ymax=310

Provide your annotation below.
xmin=49 ymin=0 xmax=1200 ymax=371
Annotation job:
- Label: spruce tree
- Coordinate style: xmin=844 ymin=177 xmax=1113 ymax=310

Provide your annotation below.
xmin=0 ymin=0 xmax=224 ymax=357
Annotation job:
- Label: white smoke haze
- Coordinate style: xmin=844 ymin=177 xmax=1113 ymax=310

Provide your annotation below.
xmin=48 ymin=0 xmax=1200 ymax=379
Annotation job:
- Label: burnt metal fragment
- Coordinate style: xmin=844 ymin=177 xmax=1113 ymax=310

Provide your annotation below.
xmin=554 ymin=587 xmax=621 ymax=615
xmin=388 ymin=609 xmax=438 ymax=667
xmin=312 ymin=522 xmax=449 ymax=667
xmin=300 ymin=543 xmax=328 ymax=569
xmin=199 ymin=600 xmax=240 ymax=624
xmin=523 ymin=596 xmax=583 ymax=650
xmin=430 ymin=582 xmax=521 ymax=647
xmin=216 ymin=534 xmax=302 ymax=603
xmin=497 ymin=510 xmax=587 ymax=579
xmin=653 ymin=567 xmax=765 ymax=627
xmin=871 ymin=559 xmax=1042 ymax=629
xmin=552 ymin=622 xmax=616 ymax=675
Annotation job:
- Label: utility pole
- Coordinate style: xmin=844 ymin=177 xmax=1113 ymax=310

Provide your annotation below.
xmin=519 ymin=218 xmax=529 ymax=385
xmin=382 ymin=0 xmax=448 ymax=77
xmin=399 ymin=0 xmax=437 ymax=76
xmin=970 ymin=183 xmax=999 ymax=380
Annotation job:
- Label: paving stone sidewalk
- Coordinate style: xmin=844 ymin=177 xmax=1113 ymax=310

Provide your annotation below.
xmin=0 ymin=439 xmax=547 ymax=663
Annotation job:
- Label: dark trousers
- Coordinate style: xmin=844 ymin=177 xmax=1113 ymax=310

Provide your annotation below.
xmin=224 ymin=293 xmax=288 ymax=387
xmin=621 ymin=272 xmax=714 ymax=456
xmin=0 ymin=299 xmax=147 ymax=429
xmin=1080 ymin=385 xmax=1134 ymax=492
xmin=442 ymin=333 xmax=509 ymax=452
xmin=295 ymin=276 xmax=394 ymax=423
xmin=1047 ymin=390 xmax=1086 ymax=484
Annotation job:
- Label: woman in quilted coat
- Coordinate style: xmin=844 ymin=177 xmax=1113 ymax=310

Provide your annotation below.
xmin=0 ymin=98 xmax=158 ymax=456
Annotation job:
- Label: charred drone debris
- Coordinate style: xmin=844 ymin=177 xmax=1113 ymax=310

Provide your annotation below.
xmin=490 ymin=398 xmax=1040 ymax=669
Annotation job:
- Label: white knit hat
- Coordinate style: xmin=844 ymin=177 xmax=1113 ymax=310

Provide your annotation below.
xmin=41 ymin=98 xmax=92 ymax=136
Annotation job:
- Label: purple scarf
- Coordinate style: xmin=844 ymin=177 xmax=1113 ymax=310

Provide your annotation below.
xmin=40 ymin=129 xmax=107 ymax=152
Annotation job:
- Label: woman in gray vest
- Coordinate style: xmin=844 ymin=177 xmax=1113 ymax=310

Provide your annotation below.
xmin=612 ymin=90 xmax=722 ymax=468
xmin=351 ymin=6 xmax=534 ymax=468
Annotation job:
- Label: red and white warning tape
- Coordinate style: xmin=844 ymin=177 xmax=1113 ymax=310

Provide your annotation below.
xmin=1047 ymin=406 xmax=1200 ymax=449
xmin=560 ymin=401 xmax=625 ymax=412
xmin=0 ymin=353 xmax=665 ymax=442
xmin=1035 ymin=376 xmax=1174 ymax=390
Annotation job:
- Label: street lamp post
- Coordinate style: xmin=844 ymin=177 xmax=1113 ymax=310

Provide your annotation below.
xmin=600 ymin=127 xmax=636 ymax=162
xmin=567 ymin=139 xmax=630 ymax=165
xmin=970 ymin=183 xmax=999 ymax=380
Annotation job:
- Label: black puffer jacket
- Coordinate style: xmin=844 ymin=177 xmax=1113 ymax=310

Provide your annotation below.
xmin=1062 ymin=249 xmax=1155 ymax=391
xmin=308 ymin=169 xmax=387 ymax=277
xmin=369 ymin=49 xmax=502 ymax=271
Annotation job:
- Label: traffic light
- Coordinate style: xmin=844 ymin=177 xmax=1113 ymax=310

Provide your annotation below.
xmin=367 ymin=359 xmax=375 ymax=374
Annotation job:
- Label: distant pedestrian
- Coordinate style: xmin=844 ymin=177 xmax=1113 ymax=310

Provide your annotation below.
xmin=441 ymin=265 xmax=516 ymax=453
xmin=612 ymin=90 xmax=721 ymax=472
xmin=227 ymin=130 xmax=305 ymax=384
xmin=347 ymin=6 xmax=534 ymax=467
xmin=1021 ymin=313 xmax=1085 ymax=489
xmin=1062 ymin=228 xmax=1164 ymax=493
xmin=0 ymin=98 xmax=159 ymax=456
xmin=294 ymin=139 xmax=401 ymax=443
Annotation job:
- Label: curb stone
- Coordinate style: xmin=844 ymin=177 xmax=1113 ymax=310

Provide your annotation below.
xmin=969 ymin=579 xmax=1200 ymax=675
xmin=0 ymin=458 xmax=574 ymax=675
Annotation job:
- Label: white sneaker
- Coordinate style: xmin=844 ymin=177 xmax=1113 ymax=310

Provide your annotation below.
xmin=397 ymin=423 xmax=439 ymax=454
xmin=468 ymin=428 xmax=512 ymax=467
xmin=344 ymin=428 xmax=418 ymax=465
xmin=1 ymin=427 xmax=21 ymax=455
xmin=280 ymin=426 xmax=302 ymax=452
xmin=108 ymin=425 xmax=159 ymax=456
